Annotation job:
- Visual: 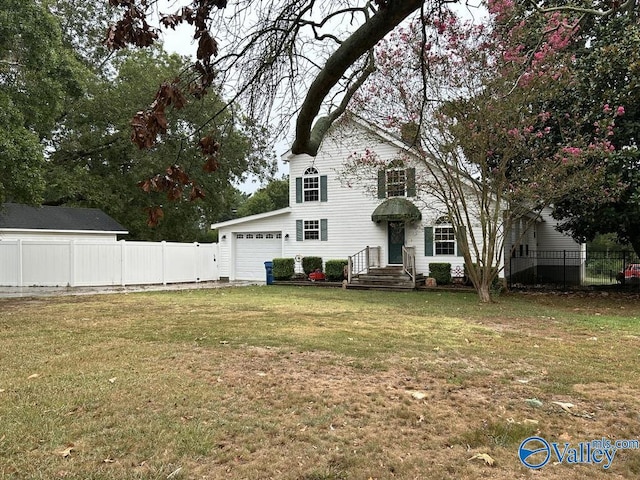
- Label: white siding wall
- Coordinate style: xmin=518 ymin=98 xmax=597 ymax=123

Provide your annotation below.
xmin=536 ymin=208 xmax=583 ymax=252
xmin=0 ymin=240 xmax=218 ymax=287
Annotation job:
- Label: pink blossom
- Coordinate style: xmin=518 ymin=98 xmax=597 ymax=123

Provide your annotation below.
xmin=616 ymin=106 xmax=625 ymax=116
xmin=603 ymin=104 xmax=612 ymax=113
xmin=562 ymin=146 xmax=582 ymax=156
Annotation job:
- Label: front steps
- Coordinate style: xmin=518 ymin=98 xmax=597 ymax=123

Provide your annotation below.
xmin=347 ymin=266 xmax=425 ymax=291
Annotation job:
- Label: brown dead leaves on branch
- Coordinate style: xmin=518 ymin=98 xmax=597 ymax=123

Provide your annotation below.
xmin=105 ymin=0 xmax=227 ymax=226
xmin=138 ymin=165 xmax=206 ymax=226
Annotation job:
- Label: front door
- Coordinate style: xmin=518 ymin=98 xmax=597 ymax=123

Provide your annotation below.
xmin=388 ymin=221 xmax=405 ymax=264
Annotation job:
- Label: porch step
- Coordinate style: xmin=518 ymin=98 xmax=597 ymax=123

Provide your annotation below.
xmin=347 ymin=269 xmax=425 ymax=291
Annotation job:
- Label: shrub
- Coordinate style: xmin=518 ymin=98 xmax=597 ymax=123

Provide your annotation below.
xmin=325 ymin=259 xmax=348 ymax=281
xmin=429 ymin=263 xmax=451 ymax=285
xmin=302 ymin=256 xmax=323 ymax=275
xmin=272 ymin=258 xmax=295 ymax=280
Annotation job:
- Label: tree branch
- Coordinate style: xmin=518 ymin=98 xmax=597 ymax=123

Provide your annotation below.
xmin=292 ymin=0 xmax=424 ymax=156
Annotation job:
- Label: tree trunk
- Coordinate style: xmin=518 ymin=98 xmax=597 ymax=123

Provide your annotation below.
xmin=476 ymin=282 xmax=493 ymax=303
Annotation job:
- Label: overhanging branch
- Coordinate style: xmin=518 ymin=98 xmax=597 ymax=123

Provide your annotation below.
xmin=291 ymin=0 xmax=424 ymax=156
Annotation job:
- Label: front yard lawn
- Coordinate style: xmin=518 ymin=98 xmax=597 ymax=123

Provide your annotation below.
xmin=1 ymin=286 xmax=639 ymax=479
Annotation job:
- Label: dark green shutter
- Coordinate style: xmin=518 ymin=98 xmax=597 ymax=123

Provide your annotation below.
xmin=320 ymin=175 xmax=328 ymax=202
xmin=296 ymin=220 xmax=303 ymax=241
xmin=406 ymin=168 xmax=416 ymax=197
xmin=295 ymin=177 xmax=302 ymax=203
xmin=424 ymin=227 xmax=433 ymax=256
xmin=320 ymin=219 xmax=328 ymax=241
xmin=456 ymin=227 xmax=465 ymax=256
xmin=377 ymin=170 xmax=386 ymax=199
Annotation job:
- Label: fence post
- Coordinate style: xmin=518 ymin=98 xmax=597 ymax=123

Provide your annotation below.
xmin=161 ymin=241 xmax=167 ymax=285
xmin=69 ymin=240 xmax=76 ymax=287
xmin=194 ymin=242 xmax=200 ymax=283
xmin=563 ymin=250 xmax=566 ymax=290
xmin=120 ymin=239 xmax=126 ymax=287
xmin=622 ymin=250 xmax=627 ymax=286
xmin=17 ymin=239 xmax=23 ymax=287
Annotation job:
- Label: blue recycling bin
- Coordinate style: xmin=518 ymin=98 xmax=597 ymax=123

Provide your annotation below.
xmin=264 ymin=261 xmax=274 ymax=285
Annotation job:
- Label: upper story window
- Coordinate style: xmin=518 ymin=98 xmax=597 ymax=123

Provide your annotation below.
xmin=378 ymin=159 xmax=416 ymax=199
xmin=434 ymin=216 xmax=455 ymax=255
xmin=296 ymin=167 xmax=328 ymax=203
xmin=386 ymin=168 xmax=406 ymax=197
xmin=303 ymin=167 xmax=320 ymax=202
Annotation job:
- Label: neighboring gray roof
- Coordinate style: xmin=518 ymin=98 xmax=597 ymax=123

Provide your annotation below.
xmin=0 ymin=203 xmax=128 ymax=233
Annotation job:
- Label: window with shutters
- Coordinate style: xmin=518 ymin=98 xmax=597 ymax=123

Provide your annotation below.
xmin=296 ymin=167 xmax=327 ymax=203
xmin=297 ymin=219 xmax=328 ymax=241
xmin=378 ymin=160 xmax=416 ymax=199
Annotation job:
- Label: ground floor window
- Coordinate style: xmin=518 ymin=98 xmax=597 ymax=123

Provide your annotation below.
xmin=304 ymin=220 xmax=320 ymax=240
xmin=425 ymin=217 xmax=460 ymax=257
xmin=296 ymin=219 xmax=328 ymax=241
xmin=435 ymin=225 xmax=455 ymax=255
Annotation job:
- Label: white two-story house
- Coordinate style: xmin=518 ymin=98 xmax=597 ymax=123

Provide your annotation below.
xmin=211 ymin=116 xmax=582 ymax=283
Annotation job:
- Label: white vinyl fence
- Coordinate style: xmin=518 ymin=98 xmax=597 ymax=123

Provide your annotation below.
xmin=0 ymin=239 xmax=219 ymax=287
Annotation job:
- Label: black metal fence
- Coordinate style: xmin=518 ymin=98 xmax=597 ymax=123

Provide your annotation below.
xmin=508 ymin=250 xmax=640 ymax=289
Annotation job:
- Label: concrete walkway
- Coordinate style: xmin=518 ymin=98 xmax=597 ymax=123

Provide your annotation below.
xmin=0 ymin=281 xmax=260 ymax=298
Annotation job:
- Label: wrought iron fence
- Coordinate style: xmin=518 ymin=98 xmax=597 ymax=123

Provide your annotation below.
xmin=508 ymin=250 xmax=640 ymax=289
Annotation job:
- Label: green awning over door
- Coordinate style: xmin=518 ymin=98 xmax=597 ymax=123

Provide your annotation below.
xmin=371 ymin=197 xmax=422 ymax=223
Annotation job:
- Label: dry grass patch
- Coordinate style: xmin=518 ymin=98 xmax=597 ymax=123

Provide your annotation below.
xmin=0 ymin=287 xmax=639 ymax=479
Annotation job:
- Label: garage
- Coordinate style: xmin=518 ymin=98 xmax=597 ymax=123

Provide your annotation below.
xmin=234 ymin=231 xmax=282 ymax=280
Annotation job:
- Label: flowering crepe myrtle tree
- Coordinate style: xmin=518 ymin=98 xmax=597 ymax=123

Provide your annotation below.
xmin=340 ymin=3 xmax=628 ymax=302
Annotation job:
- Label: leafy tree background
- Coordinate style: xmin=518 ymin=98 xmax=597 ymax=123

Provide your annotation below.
xmin=1 ymin=0 xmax=277 ymax=242
xmin=0 ymin=0 xmax=88 ymax=204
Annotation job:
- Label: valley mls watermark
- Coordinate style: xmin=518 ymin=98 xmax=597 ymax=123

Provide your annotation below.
xmin=519 ymin=436 xmax=640 ymax=470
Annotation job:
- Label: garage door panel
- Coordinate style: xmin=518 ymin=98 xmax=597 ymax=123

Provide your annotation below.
xmin=234 ymin=232 xmax=282 ymax=280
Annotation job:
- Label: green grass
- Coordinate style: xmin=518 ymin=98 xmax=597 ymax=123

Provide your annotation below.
xmin=1 ymin=286 xmax=640 ymax=479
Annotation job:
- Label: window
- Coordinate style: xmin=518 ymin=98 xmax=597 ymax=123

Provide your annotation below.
xmin=246 ymin=234 xmax=254 ymax=239
xmin=378 ymin=160 xmax=416 ymax=198
xmin=275 ymin=233 xmax=282 ymax=239
xmin=256 ymin=233 xmax=264 ymax=239
xmin=303 ymin=167 xmax=319 ymax=202
xmin=236 ymin=234 xmax=244 ymax=239
xmin=296 ymin=219 xmax=327 ymax=241
xmin=266 ymin=233 xmax=274 ymax=239
xmin=434 ymin=217 xmax=455 ymax=255
xmin=425 ymin=223 xmax=462 ymax=257
xmin=304 ymin=220 xmax=320 ymax=240
xmin=296 ymin=167 xmax=327 ymax=203
xmin=386 ymin=160 xmax=406 ymax=197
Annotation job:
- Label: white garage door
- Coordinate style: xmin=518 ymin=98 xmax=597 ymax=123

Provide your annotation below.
xmin=234 ymin=232 xmax=282 ymax=280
